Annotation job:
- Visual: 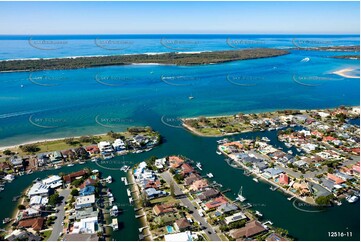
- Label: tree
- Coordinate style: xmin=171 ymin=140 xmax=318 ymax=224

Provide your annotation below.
xmin=19 ymin=144 xmax=40 ymax=153
xmin=3 ymin=150 xmax=12 ymax=156
xmin=315 ymin=195 xmax=333 ymax=206
xmin=49 ymin=193 xmax=60 ymax=206
xmin=18 ymin=204 xmax=26 ymax=210
xmin=71 ymin=189 xmax=79 ymax=196
xmin=170 ymin=181 xmax=175 ymax=198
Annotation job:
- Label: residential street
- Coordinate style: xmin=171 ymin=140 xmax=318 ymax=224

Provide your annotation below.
xmin=160 ymin=171 xmax=221 ymax=241
xmin=48 ymin=189 xmax=71 ymax=241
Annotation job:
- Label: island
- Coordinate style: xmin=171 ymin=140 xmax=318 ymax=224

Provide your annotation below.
xmin=0 ymin=48 xmax=289 ymax=72
xmin=182 ymin=106 xmax=360 ymax=205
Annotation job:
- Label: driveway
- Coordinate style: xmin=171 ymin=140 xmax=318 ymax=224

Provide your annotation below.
xmin=160 ymin=171 xmax=221 ymax=241
xmin=48 ymin=189 xmax=71 ymax=241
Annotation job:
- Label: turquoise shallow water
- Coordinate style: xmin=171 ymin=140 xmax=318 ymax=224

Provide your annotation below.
xmin=0 ymin=35 xmax=359 ymax=240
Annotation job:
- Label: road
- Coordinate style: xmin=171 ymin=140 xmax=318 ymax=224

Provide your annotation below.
xmin=160 ymin=171 xmax=221 ymax=241
xmin=48 ymin=189 xmax=71 ymax=241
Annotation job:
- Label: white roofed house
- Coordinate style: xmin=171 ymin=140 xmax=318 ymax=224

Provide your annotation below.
xmin=42 ymin=175 xmax=63 ymax=189
xmin=10 ymin=155 xmax=23 ymax=169
xmin=75 ymin=194 xmax=95 ymax=210
xmin=27 ymin=183 xmax=49 ymax=198
xmin=224 ymin=212 xmax=247 ymax=225
xmin=154 ymin=158 xmax=166 ymax=170
xmin=72 ymin=216 xmax=99 ymax=234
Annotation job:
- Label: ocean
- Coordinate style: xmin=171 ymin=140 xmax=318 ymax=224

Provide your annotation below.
xmin=0 ymin=34 xmax=359 ymax=240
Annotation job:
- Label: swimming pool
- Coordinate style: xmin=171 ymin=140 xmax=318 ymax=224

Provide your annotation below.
xmin=166 ymin=226 xmax=174 ymax=234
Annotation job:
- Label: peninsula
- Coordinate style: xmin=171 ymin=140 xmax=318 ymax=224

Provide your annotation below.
xmin=0 ymin=48 xmax=289 ymax=72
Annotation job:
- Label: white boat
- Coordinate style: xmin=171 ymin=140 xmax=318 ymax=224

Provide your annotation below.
xmin=92 ymin=169 xmax=99 ymax=174
xmin=261 ymin=137 xmax=270 ymax=142
xmin=346 ymin=195 xmax=359 ymax=203
xmin=196 ymin=162 xmax=202 ymax=170
xmin=287 ymin=196 xmax=295 ymax=201
xmin=334 ymin=200 xmax=342 ymax=206
xmin=270 ymin=186 xmax=278 ymax=191
xmin=103 ymin=153 xmax=114 ymax=160
xmin=188 ymin=96 xmax=194 ymax=100
xmin=120 ymin=166 xmax=130 ymax=172
xmin=110 ymin=205 xmax=119 ymax=217
xmin=67 ymin=163 xmax=74 ymax=167
xmin=217 ymin=138 xmax=229 ymax=144
xmin=300 ymin=57 xmax=310 ymax=62
xmin=216 ymin=151 xmax=222 ymax=155
xmin=255 ymin=210 xmax=263 ymax=217
xmin=91 ymin=157 xmax=99 ymax=162
xmin=112 ymin=218 xmax=118 ymax=231
xmin=284 ymin=143 xmax=292 ymax=148
xmin=105 ymin=176 xmax=113 ymax=184
xmin=206 ymin=173 xmax=214 ymax=178
xmin=237 ymin=186 xmax=246 ymax=202
xmin=287 ymin=150 xmax=293 ymax=155
xmin=253 ymin=178 xmax=259 ymax=183
xmin=296 ymin=148 xmax=301 ymax=152
xmin=3 ymin=174 xmax=15 ymax=182
xmin=79 ymin=161 xmax=86 ymax=165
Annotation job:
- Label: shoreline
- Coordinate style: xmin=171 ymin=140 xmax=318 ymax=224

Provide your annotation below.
xmin=0 ymin=133 xmax=108 ymax=151
xmin=181 ymin=105 xmax=360 ymax=137
xmin=333 ymin=68 xmax=360 ymax=79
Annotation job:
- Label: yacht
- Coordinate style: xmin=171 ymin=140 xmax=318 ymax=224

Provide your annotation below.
xmin=237 ymin=186 xmax=246 ymax=202
xmin=196 ymin=162 xmax=202 ymax=170
xmin=110 ymin=205 xmax=119 ymax=217
xmin=287 ymin=150 xmax=293 ymax=155
xmin=253 ymin=177 xmax=259 ymax=183
xmin=261 ymin=137 xmax=270 ymax=142
xmin=346 ymin=195 xmax=359 ymax=203
xmin=255 ymin=210 xmax=263 ymax=217
xmin=67 ymin=163 xmax=74 ymax=167
xmin=4 ymin=174 xmax=15 ymax=182
xmin=206 ymin=173 xmax=214 ymax=178
xmin=216 ymin=151 xmax=222 ymax=155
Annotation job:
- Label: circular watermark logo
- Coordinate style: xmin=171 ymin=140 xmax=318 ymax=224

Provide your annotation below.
xmin=226 ymin=74 xmax=262 ymax=86
xmin=28 ymin=37 xmax=68 ymax=50
xmin=94 ymin=38 xmax=134 ymax=50
xmin=160 ymin=74 xmax=199 ymax=86
xmin=292 ymin=74 xmax=343 ymax=87
xmin=226 ymin=38 xmax=266 ymax=49
xmin=292 ymin=200 xmax=327 ymax=213
xmin=95 ymin=114 xmax=134 ymax=128
xmin=28 ymin=72 xmax=69 ymax=87
xmin=292 ymin=38 xmax=333 ymax=49
xmin=95 ymin=73 xmax=134 ymax=87
xmin=160 ymin=38 xmax=200 ymax=51
xmin=29 ymin=114 xmax=66 ymax=129
xmin=160 ymin=115 xmax=183 ymax=129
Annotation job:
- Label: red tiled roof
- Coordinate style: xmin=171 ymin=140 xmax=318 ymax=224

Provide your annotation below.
xmin=205 ymin=196 xmax=228 ymax=209
xmin=18 ymin=217 xmax=44 ymax=231
xmin=327 ymin=173 xmax=345 ymax=184
xmin=63 ymin=170 xmax=87 ymax=183
xmin=230 ymin=220 xmax=266 ymax=239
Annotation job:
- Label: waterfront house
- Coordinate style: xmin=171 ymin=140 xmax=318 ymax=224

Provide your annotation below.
xmin=265 ymin=233 xmax=287 ymax=241
xmin=155 ymin=158 xmax=166 ymax=170
xmin=229 ymin=220 xmax=267 ymax=239
xmin=145 ymin=188 xmax=167 ymax=200
xmin=74 ymin=147 xmax=89 ymax=159
xmin=263 ymin=168 xmax=283 ymax=179
xmin=50 ymin=151 xmax=63 ymax=162
xmin=197 ymin=188 xmax=220 ymax=201
xmin=63 ymin=234 xmax=99 ymax=241
xmin=144 ymin=179 xmax=161 ymax=189
xmin=180 ymin=163 xmax=194 ymax=176
xmin=79 ymin=185 xmax=95 ymax=196
xmin=29 ymin=195 xmax=48 ymax=206
xmin=79 ymin=178 xmax=98 ymax=189
xmin=189 ymin=179 xmax=208 ymax=191
xmin=27 ymin=183 xmax=49 ymax=198
xmin=63 ymin=170 xmax=88 ymax=183
xmin=153 ymin=203 xmax=177 ymax=216
xmin=224 ymin=212 xmax=247 ymax=225
xmin=309 ymin=182 xmax=332 ymax=198
xmin=215 ymin=203 xmax=238 ymax=216
xmin=42 ymin=175 xmax=62 ymax=188
xmin=75 ymin=194 xmax=95 ymax=209
xmin=169 ymin=156 xmax=184 ymax=168
xmin=73 ymin=207 xmax=99 ymax=220
xmin=279 ymin=174 xmax=289 ymax=185
xmin=253 ymin=161 xmax=268 ymax=173
xmin=0 ymin=162 xmax=10 ymax=171
xmin=112 ymin=138 xmax=126 ymax=151
xmin=62 ymin=149 xmax=76 ymax=161
xmin=293 ymin=182 xmax=310 ymax=195
xmin=21 ymin=206 xmax=41 ymax=219
xmin=17 ymin=217 xmax=44 ymax=231
xmin=327 ymin=173 xmax=345 ymax=184
xmin=174 ymin=218 xmax=191 ymax=232
xmin=85 ymin=145 xmax=100 ymax=155
xmin=10 ymin=155 xmax=23 ymax=169
xmin=184 ymin=173 xmax=201 ymax=186
xmin=204 ymin=196 xmax=228 ymax=210
xmin=5 ymin=229 xmax=42 ymax=241
xmin=72 ymin=216 xmax=99 ymax=234
xmin=164 ymin=231 xmax=193 ymax=241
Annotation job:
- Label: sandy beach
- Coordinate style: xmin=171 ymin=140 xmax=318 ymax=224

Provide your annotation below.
xmin=333 ymin=68 xmax=360 ymax=79
xmin=0 ymin=133 xmax=107 ymax=151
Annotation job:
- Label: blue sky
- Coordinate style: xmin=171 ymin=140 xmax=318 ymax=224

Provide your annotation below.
xmin=0 ymin=1 xmax=359 ymax=34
